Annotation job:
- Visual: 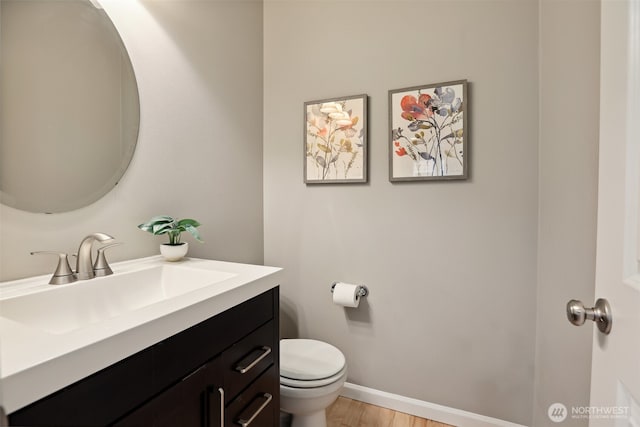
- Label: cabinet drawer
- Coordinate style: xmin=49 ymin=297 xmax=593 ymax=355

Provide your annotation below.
xmin=223 ymin=321 xmax=275 ymax=403
xmin=225 ymin=365 xmax=278 ymax=427
xmin=153 ymin=290 xmax=274 ymax=391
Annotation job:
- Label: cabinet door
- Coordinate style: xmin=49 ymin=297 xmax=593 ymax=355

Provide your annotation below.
xmin=114 ymin=357 xmax=224 ymax=427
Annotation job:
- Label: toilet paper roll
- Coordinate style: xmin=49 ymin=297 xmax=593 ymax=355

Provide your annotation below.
xmin=332 ymin=282 xmax=360 ymax=308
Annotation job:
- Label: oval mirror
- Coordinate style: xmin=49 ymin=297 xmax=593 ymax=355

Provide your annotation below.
xmin=0 ymin=0 xmax=140 ymax=213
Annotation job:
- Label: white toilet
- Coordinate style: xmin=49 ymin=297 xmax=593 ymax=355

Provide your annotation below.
xmin=280 ymin=339 xmax=347 ymax=427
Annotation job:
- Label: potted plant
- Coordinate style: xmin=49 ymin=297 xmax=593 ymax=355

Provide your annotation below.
xmin=138 ymin=215 xmax=203 ymax=261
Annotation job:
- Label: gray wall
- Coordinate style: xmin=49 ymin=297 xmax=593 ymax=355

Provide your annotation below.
xmin=263 ymin=1 xmax=539 ymax=424
xmin=534 ymin=1 xmax=600 ymax=425
xmin=0 ymin=0 xmax=264 ymax=281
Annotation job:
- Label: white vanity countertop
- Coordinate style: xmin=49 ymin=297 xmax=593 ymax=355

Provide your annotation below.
xmin=0 ymin=256 xmax=281 ymax=413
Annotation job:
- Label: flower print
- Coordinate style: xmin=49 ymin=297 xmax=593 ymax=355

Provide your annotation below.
xmin=329 ymin=110 xmax=358 ymax=137
xmin=418 ymin=93 xmax=432 ymax=110
xmin=400 ymin=95 xmax=433 ymax=121
xmin=429 ymin=87 xmax=462 ymax=117
xmin=333 ymin=111 xmax=352 ymax=127
xmin=329 ymin=110 xmax=345 ymax=120
xmin=391 ymin=84 xmax=465 ymax=177
xmin=320 ymin=102 xmax=341 ymax=114
xmin=306 ymin=98 xmax=365 ymax=181
xmin=408 ymin=121 xmax=422 ymax=132
xmin=452 ymin=98 xmax=462 ymax=113
xmin=435 ymin=86 xmax=455 ymax=104
xmin=319 ymin=102 xmax=355 ymax=129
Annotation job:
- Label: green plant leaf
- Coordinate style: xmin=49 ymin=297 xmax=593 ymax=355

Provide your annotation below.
xmin=184 ymin=224 xmax=203 ymax=242
xmin=139 ymin=216 xmax=202 ymax=242
xmin=138 ymin=215 xmax=174 ymax=232
xmin=137 ymin=223 xmax=154 ymax=232
xmin=152 ymin=223 xmax=173 ymax=235
xmin=178 ymin=218 xmax=201 ymax=228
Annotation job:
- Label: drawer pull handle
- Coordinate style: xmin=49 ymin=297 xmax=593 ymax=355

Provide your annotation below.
xmin=207 ymin=386 xmax=225 ymax=427
xmin=235 ymin=346 xmax=272 ymax=374
xmin=218 ymin=387 xmax=224 ymax=427
xmin=236 ymin=393 xmax=273 ymax=427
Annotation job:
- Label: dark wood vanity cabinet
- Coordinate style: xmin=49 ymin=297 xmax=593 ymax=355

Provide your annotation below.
xmin=8 ymin=287 xmax=280 ymax=427
xmin=113 ymin=356 xmax=224 ymax=427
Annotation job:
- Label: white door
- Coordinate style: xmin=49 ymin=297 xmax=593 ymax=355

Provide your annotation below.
xmin=0 ymin=348 xmax=4 ymax=427
xmin=589 ymin=0 xmax=640 ymax=424
xmin=0 ymin=338 xmax=5 ymax=425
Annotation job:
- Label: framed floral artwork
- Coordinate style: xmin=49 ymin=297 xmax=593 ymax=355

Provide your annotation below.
xmin=389 ymin=80 xmax=468 ymax=181
xmin=304 ymin=94 xmax=367 ymax=184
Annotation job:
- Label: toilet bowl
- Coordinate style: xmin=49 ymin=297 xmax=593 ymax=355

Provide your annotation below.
xmin=280 ymin=339 xmax=347 ymax=427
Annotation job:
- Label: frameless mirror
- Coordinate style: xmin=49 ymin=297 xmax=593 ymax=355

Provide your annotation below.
xmin=0 ymin=0 xmax=140 ymax=213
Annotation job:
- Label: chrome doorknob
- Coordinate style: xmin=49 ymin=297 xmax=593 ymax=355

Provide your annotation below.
xmin=566 ymin=298 xmax=612 ymax=335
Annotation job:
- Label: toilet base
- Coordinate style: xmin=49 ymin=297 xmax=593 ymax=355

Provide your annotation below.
xmin=290 ymin=410 xmax=327 ymax=427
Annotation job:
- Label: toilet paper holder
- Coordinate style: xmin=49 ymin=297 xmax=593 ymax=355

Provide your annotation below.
xmin=331 ymin=282 xmax=369 ymax=297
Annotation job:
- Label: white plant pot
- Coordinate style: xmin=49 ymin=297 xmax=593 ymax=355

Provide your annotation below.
xmin=160 ymin=242 xmax=188 ymax=261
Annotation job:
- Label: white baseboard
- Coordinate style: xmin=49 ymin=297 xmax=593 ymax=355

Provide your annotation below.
xmin=340 ymin=382 xmax=527 ymax=427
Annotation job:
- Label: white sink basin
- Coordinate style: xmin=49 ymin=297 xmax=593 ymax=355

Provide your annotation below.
xmin=0 ymin=256 xmax=281 ymax=414
xmin=0 ymin=264 xmax=236 ymax=334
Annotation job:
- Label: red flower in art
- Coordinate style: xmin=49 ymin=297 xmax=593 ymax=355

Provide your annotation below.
xmin=395 ymin=147 xmax=407 ymax=156
xmin=400 ymin=95 xmax=433 ymax=121
xmin=418 ymin=93 xmax=432 ymax=110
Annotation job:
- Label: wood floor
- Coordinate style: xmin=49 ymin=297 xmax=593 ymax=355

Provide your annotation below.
xmin=326 ymin=397 xmax=455 ymax=427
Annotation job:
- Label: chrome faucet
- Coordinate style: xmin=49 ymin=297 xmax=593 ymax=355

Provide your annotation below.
xmin=75 ymin=232 xmax=114 ymax=280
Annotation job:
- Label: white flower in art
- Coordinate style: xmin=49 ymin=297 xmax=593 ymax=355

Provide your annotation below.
xmin=334 ymin=111 xmax=352 ymax=127
xmin=320 ymin=102 xmax=341 ymax=114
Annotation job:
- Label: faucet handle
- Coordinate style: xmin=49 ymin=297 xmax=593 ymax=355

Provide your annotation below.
xmin=93 ymin=242 xmax=122 ymax=277
xmin=30 ymin=251 xmax=77 ymax=285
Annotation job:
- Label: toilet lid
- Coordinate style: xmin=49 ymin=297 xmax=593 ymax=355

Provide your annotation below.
xmin=280 ymin=339 xmax=346 ymax=381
